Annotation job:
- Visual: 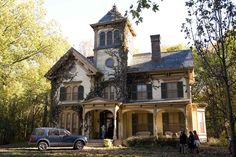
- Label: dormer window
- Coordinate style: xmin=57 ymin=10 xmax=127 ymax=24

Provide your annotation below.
xmin=99 ymin=32 xmax=105 ymax=47
xmin=107 ymin=31 xmax=112 ymax=46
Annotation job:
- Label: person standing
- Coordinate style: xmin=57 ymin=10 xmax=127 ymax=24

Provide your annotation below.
xmin=188 ymin=131 xmax=195 ymax=153
xmin=193 ymin=130 xmax=200 ymax=153
xmin=179 ymin=131 xmax=187 ymax=153
xmin=101 ymin=124 xmax=106 ymax=139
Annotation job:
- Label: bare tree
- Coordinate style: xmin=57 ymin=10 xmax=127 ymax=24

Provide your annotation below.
xmin=182 ymin=0 xmax=236 ymax=155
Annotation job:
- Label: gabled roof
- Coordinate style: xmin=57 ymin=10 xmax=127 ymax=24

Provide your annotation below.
xmin=45 ymin=47 xmax=100 ymax=80
xmin=128 ymin=49 xmax=194 ymax=73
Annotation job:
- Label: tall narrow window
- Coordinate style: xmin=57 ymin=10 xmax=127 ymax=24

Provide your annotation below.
xmin=61 ymin=113 xmax=65 ymax=128
xmin=72 ymin=86 xmax=78 ymax=100
xmin=104 ymin=86 xmax=109 ymax=99
xmin=78 ymin=86 xmax=84 ymax=100
xmin=107 ymin=31 xmax=112 ymax=46
xmin=110 ymin=86 xmax=115 ymax=100
xmin=103 ymin=86 xmax=115 ymax=100
xmin=114 ymin=30 xmax=120 ymax=45
xmin=167 ymin=82 xmax=178 ymax=98
xmin=137 ymin=84 xmax=147 ymax=100
xmin=66 ymin=113 xmax=71 ymax=132
xmin=66 ymin=87 xmax=71 ymax=101
xmin=72 ymin=113 xmax=77 ymax=134
xmin=59 ymin=87 xmax=66 ymax=101
xmin=99 ymin=32 xmax=105 ymax=47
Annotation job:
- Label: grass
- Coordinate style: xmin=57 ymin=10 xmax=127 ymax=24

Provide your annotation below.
xmin=0 ymin=142 xmax=230 ymax=157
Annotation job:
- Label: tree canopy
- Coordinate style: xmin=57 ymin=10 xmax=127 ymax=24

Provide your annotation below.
xmin=0 ymin=0 xmax=69 ymax=144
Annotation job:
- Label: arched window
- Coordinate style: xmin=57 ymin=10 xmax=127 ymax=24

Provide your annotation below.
xmin=110 ymin=86 xmax=115 ymax=100
xmin=59 ymin=87 xmax=66 ymax=101
xmin=99 ymin=32 xmax=105 ymax=47
xmin=61 ymin=113 xmax=65 ymax=128
xmin=103 ymin=85 xmax=115 ymax=100
xmin=66 ymin=87 xmax=71 ymax=101
xmin=72 ymin=113 xmax=78 ymax=134
xmin=72 ymin=86 xmax=78 ymax=100
xmin=114 ymin=30 xmax=121 ymax=45
xmin=107 ymin=31 xmax=112 ymax=46
xmin=78 ymin=86 xmax=84 ymax=100
xmin=66 ymin=113 xmax=71 ymax=132
xmin=104 ymin=86 xmax=109 ymax=99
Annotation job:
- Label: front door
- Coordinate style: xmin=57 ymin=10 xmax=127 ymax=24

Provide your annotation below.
xmin=100 ymin=111 xmax=114 ymax=139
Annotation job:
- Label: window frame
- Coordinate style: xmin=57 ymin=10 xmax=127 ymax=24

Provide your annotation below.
xmin=99 ymin=32 xmax=105 ymax=47
xmin=107 ymin=31 xmax=113 ymax=46
xmin=161 ymin=81 xmax=184 ymax=99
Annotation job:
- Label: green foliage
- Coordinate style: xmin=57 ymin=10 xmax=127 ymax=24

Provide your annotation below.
xmin=0 ymin=0 xmax=69 ymax=144
xmin=183 ymin=0 xmax=236 ymax=150
xmin=162 ymin=44 xmax=188 ymax=52
xmin=126 ymin=0 xmax=161 ymax=25
xmin=126 ymin=136 xmax=178 ymax=147
xmin=104 ymin=139 xmax=113 ymax=148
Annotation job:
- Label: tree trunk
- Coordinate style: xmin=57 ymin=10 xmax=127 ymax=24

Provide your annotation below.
xmin=42 ymin=94 xmax=48 ymax=127
xmin=225 ymin=78 xmax=236 ymax=156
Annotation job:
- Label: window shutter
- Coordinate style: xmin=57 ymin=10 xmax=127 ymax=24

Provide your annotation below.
xmin=147 ymin=84 xmax=152 ymax=99
xmin=131 ymin=85 xmax=137 ymax=100
xmin=161 ymin=83 xmax=167 ymax=99
xmin=132 ymin=113 xmax=138 ymax=135
xmin=162 ymin=112 xmax=169 ymax=131
xmin=179 ymin=112 xmax=185 ymax=130
xmin=78 ymin=86 xmax=84 ymax=100
xmin=177 ymin=82 xmax=183 ymax=98
xmin=59 ymin=87 xmax=66 ymax=101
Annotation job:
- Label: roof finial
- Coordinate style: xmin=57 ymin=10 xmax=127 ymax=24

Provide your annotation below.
xmin=112 ymin=4 xmax=117 ymax=11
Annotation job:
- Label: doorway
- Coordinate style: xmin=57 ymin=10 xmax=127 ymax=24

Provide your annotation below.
xmin=100 ymin=110 xmax=114 ymax=139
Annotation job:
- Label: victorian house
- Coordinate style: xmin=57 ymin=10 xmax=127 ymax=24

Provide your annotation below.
xmin=45 ymin=6 xmax=207 ymax=142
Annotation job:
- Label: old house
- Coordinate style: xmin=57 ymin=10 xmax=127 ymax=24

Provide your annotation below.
xmin=45 ymin=5 xmax=207 ymax=142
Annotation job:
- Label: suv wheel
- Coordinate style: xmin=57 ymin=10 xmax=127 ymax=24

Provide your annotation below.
xmin=38 ymin=141 xmax=48 ymax=151
xmin=74 ymin=141 xmax=84 ymax=150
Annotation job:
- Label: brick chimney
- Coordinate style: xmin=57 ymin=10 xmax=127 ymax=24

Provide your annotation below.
xmin=150 ymin=34 xmax=161 ymax=61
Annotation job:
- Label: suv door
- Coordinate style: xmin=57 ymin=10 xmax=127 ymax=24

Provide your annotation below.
xmin=59 ymin=129 xmax=73 ymax=146
xmin=47 ymin=129 xmax=61 ymax=146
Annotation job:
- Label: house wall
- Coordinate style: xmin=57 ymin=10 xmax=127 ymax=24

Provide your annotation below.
xmin=96 ymin=48 xmax=118 ymax=80
xmin=58 ymin=61 xmax=93 ymax=101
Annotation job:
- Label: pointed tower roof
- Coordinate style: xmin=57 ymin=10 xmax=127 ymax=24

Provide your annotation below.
xmin=98 ymin=5 xmax=125 ymax=23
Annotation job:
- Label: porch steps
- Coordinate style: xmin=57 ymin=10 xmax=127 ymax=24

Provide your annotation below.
xmin=87 ymin=139 xmax=104 ymax=147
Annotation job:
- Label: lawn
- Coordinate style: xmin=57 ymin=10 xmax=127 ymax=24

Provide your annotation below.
xmin=0 ymin=143 xmax=229 ymax=157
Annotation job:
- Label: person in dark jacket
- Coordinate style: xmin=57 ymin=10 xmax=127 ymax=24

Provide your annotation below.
xmin=179 ymin=131 xmax=187 ymax=153
xmin=188 ymin=131 xmax=195 ymax=153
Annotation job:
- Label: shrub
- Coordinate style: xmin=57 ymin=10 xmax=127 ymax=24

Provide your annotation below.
xmin=126 ymin=136 xmax=179 ymax=147
xmin=208 ymin=131 xmax=228 ymax=147
xmin=104 ymin=139 xmax=113 ymax=147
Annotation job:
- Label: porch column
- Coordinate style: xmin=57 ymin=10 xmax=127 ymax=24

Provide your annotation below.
xmin=113 ymin=109 xmax=117 ymax=140
xmin=82 ymin=107 xmax=85 ymax=136
xmin=119 ymin=109 xmax=123 ymax=139
xmin=153 ymin=107 xmax=157 ymax=136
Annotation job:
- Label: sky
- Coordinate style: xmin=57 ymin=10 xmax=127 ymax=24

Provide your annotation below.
xmin=44 ymin=0 xmax=189 ymax=53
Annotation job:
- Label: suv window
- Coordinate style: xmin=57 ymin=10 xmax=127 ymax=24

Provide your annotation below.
xmin=59 ymin=130 xmax=67 ymax=136
xmin=34 ymin=129 xmax=45 ymax=136
xmin=48 ymin=129 xmax=59 ymax=136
